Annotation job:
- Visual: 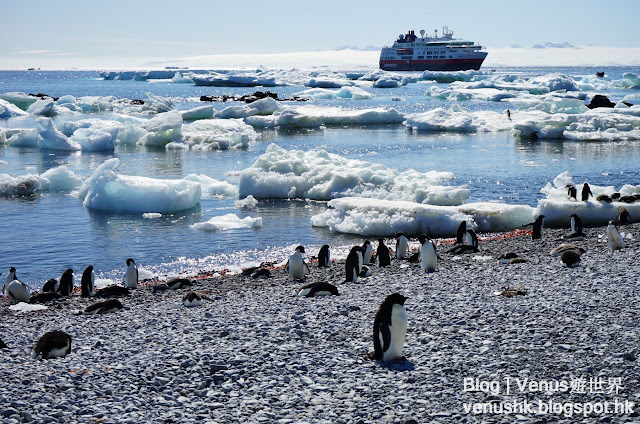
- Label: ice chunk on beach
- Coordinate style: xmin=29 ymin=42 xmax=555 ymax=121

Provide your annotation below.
xmin=81 ymin=158 xmax=201 ymax=213
xmin=9 ymin=303 xmax=47 ymax=313
xmin=238 ymin=144 xmax=468 ymax=205
xmin=190 ymin=214 xmax=262 ymax=232
xmin=293 ymin=87 xmax=373 ymax=100
xmin=311 ymin=197 xmax=535 ymax=236
xmin=181 ymin=119 xmax=259 ymax=150
xmin=184 ymin=174 xmax=238 ymax=197
xmin=0 ymin=99 xmax=29 ymax=118
xmin=404 ymin=107 xmax=511 ymax=132
xmin=35 ymin=118 xmax=81 ymax=151
xmin=143 ymin=213 xmax=162 ymax=219
xmin=140 ymin=112 xmax=183 ymax=146
xmin=245 ymin=106 xmax=404 ymax=128
xmin=536 ymin=199 xmax=640 ymax=228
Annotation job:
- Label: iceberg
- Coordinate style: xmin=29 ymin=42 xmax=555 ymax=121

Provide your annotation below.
xmin=310 ymin=197 xmax=535 ymax=237
xmin=70 ymin=128 xmax=117 ymax=151
xmin=35 ymin=118 xmax=82 ymax=151
xmin=192 ymin=73 xmax=277 ymax=87
xmin=421 ymin=70 xmax=491 ymax=83
xmin=0 ymin=92 xmax=38 ymax=110
xmin=81 ymin=158 xmax=201 ymax=213
xmin=7 ymin=130 xmax=40 ymax=148
xmin=0 ymin=99 xmax=29 ymax=118
xmin=245 ymin=106 xmax=405 ymax=128
xmin=238 ymin=144 xmax=469 ymax=205
xmin=184 ymin=174 xmax=238 ymax=197
xmin=27 ymin=98 xmax=56 ymax=116
xmin=404 ymin=107 xmax=511 ymax=133
xmin=426 ymin=86 xmax=518 ymax=102
xmin=172 ymin=72 xmax=193 ymax=83
xmin=180 ymin=105 xmax=215 ymax=121
xmin=0 ymin=166 xmax=81 ymax=196
xmin=190 ymin=213 xmax=262 ymax=232
xmin=292 ymin=87 xmax=373 ymax=100
xmin=0 ymin=173 xmax=40 ymax=196
xmin=140 ymin=112 xmax=183 ymax=146
xmin=305 ymin=77 xmax=353 ymax=88
xmin=181 ymin=119 xmax=259 ymax=150
xmin=215 ymin=98 xmax=279 ymax=119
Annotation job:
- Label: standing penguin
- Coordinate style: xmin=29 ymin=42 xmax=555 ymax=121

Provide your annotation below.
xmin=57 ymin=269 xmax=74 ymax=297
xmin=345 ymin=246 xmax=363 ymax=283
xmin=4 ymin=267 xmax=17 ymax=289
xmin=362 ymin=240 xmax=373 ymax=264
xmin=377 ymin=238 xmax=391 ymax=267
xmin=526 ymin=215 xmax=545 ymax=240
xmin=317 ymin=245 xmax=330 ymax=268
xmin=372 ymin=293 xmax=408 ymax=362
xmin=42 ymin=278 xmax=58 ymax=293
xmin=581 ymin=182 xmax=593 ymax=201
xmin=81 ymin=266 xmax=95 ymax=298
xmin=285 ymin=246 xmax=308 ymax=280
xmin=570 ymin=213 xmax=583 ymax=234
xmin=418 ymin=234 xmax=437 ymax=272
xmin=124 ymin=258 xmax=138 ymax=289
xmin=606 ymin=220 xmax=625 ymax=252
xmin=395 ymin=232 xmax=409 ymax=260
xmin=455 ymin=221 xmax=467 ymax=244
xmin=566 ymin=184 xmax=577 ymax=201
xmin=618 ymin=208 xmax=631 ymax=225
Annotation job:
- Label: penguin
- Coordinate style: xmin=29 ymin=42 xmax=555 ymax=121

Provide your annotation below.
xmin=606 ymin=220 xmax=624 ymax=252
xmin=95 ymin=285 xmax=131 ymax=298
xmin=183 ymin=291 xmax=203 ymax=307
xmin=6 ymin=280 xmax=30 ymax=304
xmin=241 ymin=266 xmax=259 ymax=276
xmin=456 ymin=221 xmax=467 ymax=244
xmin=596 ymin=194 xmax=613 ymax=203
xmin=448 ymin=229 xmax=479 ymax=254
xmin=618 ymin=208 xmax=631 ymax=225
xmin=564 ymin=213 xmax=586 ymax=241
xmin=506 ymin=109 xmax=511 ymax=119
xmin=251 ymin=268 xmax=272 ymax=279
xmin=317 ymin=245 xmax=330 ymax=268
xmin=83 ymin=299 xmax=123 ymax=314
xmin=407 ymin=251 xmax=421 ymax=263
xmin=296 ymin=281 xmax=339 ymax=297
xmin=166 ymin=277 xmax=192 ymax=290
xmin=152 ymin=283 xmax=170 ymax=293
xmin=418 ymin=234 xmax=437 ymax=272
xmin=345 ymin=246 xmax=363 ymax=283
xmin=57 ymin=269 xmax=74 ymax=297
xmin=0 ymin=338 xmax=7 ymax=349
xmin=285 ymin=246 xmax=309 ymax=280
xmin=41 ymin=278 xmax=58 ymax=293
xmin=498 ymin=252 xmax=519 ymax=264
xmin=525 ymin=215 xmax=545 ymax=240
xmin=359 ymin=265 xmax=372 ymax=278
xmin=362 ymin=240 xmax=373 ymax=264
xmin=561 ymin=250 xmax=581 ymax=268
xmin=372 ymin=293 xmax=408 ymax=362
xmin=377 ymin=238 xmax=391 ymax=267
xmin=620 ymin=195 xmax=636 ymax=204
xmin=611 ymin=192 xmax=621 ymax=201
xmin=32 ymin=331 xmax=71 ymax=360
xmin=4 ymin=267 xmax=17 ymax=289
xmin=550 ymin=244 xmax=586 ymax=257
xmin=581 ymin=182 xmax=592 ymax=201
xmin=29 ymin=292 xmax=61 ymax=304
xmin=395 ymin=232 xmax=409 ymax=260
xmin=566 ymin=184 xmax=577 ymax=201
xmin=81 ymin=266 xmax=95 ymax=298
xmin=464 ymin=228 xmax=476 ymax=247
xmin=124 ymin=258 xmax=138 ymax=289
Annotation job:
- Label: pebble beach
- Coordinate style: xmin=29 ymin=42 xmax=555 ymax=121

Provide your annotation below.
xmin=1 ymin=223 xmax=639 ymax=424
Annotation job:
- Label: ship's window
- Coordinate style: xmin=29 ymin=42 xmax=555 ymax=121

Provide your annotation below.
xmin=417 ymin=56 xmax=424 ymax=59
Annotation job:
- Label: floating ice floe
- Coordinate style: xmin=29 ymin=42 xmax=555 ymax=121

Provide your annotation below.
xmin=235 ymin=195 xmax=258 ymax=208
xmin=0 ymin=99 xmax=29 ymax=118
xmin=305 ymin=76 xmax=353 ymax=88
xmin=508 ymin=94 xmax=588 ymax=114
xmin=79 ymin=158 xmax=201 ymax=213
xmin=183 ymin=174 xmax=238 ymax=198
xmin=27 ymin=98 xmax=56 ymax=116
xmin=215 ymin=98 xmax=280 ymax=119
xmin=190 ymin=213 xmax=262 ymax=232
xmin=0 ymin=173 xmax=41 ymax=195
xmin=404 ymin=106 xmax=511 ymax=132
xmin=310 ymin=197 xmax=535 ymax=236
xmin=180 ymin=105 xmax=215 ymax=121
xmin=179 ymin=119 xmax=259 ymax=150
xmin=421 ymin=70 xmax=491 ymax=83
xmin=143 ymin=213 xmax=163 ymax=219
xmin=512 ymin=107 xmax=640 ymax=141
xmin=292 ymin=87 xmax=373 ymax=100
xmin=373 ymin=77 xmax=408 ymax=88
xmin=245 ymin=106 xmax=404 ymax=128
xmin=36 ymin=118 xmax=81 ymax=151
xmin=447 ymin=73 xmax=579 ymax=95
xmin=70 ymin=128 xmax=117 ymax=151
xmin=426 ymin=86 xmax=518 ymax=102
xmin=38 ymin=166 xmax=83 ymax=192
xmin=0 ymin=92 xmax=38 ymax=109
xmin=192 ymin=73 xmax=277 ymax=87
xmin=172 ymin=72 xmax=193 ymax=83
xmin=238 ymin=144 xmax=469 ymax=205
xmin=140 ymin=112 xmax=183 ymax=146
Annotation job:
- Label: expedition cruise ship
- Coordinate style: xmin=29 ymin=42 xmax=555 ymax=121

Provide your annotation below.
xmin=379 ymin=27 xmax=488 ymax=71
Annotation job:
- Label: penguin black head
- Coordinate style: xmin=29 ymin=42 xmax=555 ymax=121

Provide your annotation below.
xmin=418 ymin=234 xmax=427 ymax=244
xmin=570 ymin=214 xmax=579 ymax=219
xmin=384 ymin=293 xmax=408 ymax=306
xmin=9 ymin=267 xmax=16 ymax=273
xmin=363 ymin=240 xmax=370 ymax=246
xmin=612 ymin=192 xmax=621 ymax=200
xmin=63 ymin=268 xmax=73 ymax=275
xmin=126 ymin=258 xmax=135 ymax=266
xmin=84 ymin=265 xmax=93 ymax=273
xmin=537 ymin=215 xmax=545 ymax=221
xmin=395 ymin=232 xmax=405 ymax=238
xmin=378 ymin=237 xmax=385 ymax=243
xmin=295 ymin=246 xmax=305 ymax=253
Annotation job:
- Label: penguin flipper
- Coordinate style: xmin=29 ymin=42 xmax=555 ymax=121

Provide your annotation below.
xmin=380 ymin=323 xmax=392 ymax=353
xmin=284 ymin=260 xmax=290 ymax=273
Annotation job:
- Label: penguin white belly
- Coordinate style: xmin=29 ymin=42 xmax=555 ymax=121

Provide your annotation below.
xmin=383 ymin=304 xmax=407 ymax=361
xmin=296 ymin=288 xmax=312 ymax=297
xmin=184 ymin=298 xmax=203 ymax=307
xmin=421 ymin=244 xmax=437 ymax=272
xmin=570 ymin=217 xmax=577 ymax=234
xmin=607 ymin=228 xmax=624 ymax=252
xmin=356 ymin=251 xmax=363 ymax=274
xmin=7 ymin=281 xmax=30 ymax=304
xmin=314 ymin=291 xmax=333 ymax=297
xmin=125 ymin=266 xmax=137 ymax=288
xmin=46 ymin=342 xmax=70 ymax=359
xmin=288 ymin=254 xmax=305 ymax=279
xmin=89 ymin=271 xmax=96 ymax=296
xmin=396 ymin=239 xmax=408 ymax=259
xmin=363 ymin=245 xmax=373 ymax=264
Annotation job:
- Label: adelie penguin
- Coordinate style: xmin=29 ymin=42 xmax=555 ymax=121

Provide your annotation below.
xmin=285 ymin=246 xmax=309 ymax=280
xmin=362 ymin=240 xmax=373 ymax=264
xmin=30 ymin=292 xmax=61 ymax=304
xmin=618 ymin=208 xmax=631 ymax=225
xmin=566 ymin=184 xmax=577 ymax=201
xmin=581 ymin=182 xmax=593 ymax=201
xmin=561 ymin=250 xmax=581 ymax=268
xmin=525 ymin=215 xmax=545 ymax=240
xmin=81 ymin=265 xmax=95 ymax=298
xmin=95 ymin=285 xmax=130 ymax=298
xmin=42 ymin=278 xmax=58 ymax=293
xmin=32 ymin=331 xmax=72 ymax=360
xmin=418 ymin=234 xmax=437 ymax=272
xmin=606 ymin=220 xmax=624 ymax=252
xmin=377 ymin=238 xmax=391 ymax=267
xmin=124 ymin=258 xmax=138 ymax=289
xmin=183 ymin=291 xmax=204 ymax=307
xmin=5 ymin=280 xmax=30 ymax=304
xmin=345 ymin=246 xmax=363 ymax=283
xmin=317 ymin=245 xmax=330 ymax=268
xmin=497 ymin=252 xmax=527 ymax=264
xmin=395 ymin=232 xmax=409 ymax=260
xmin=448 ymin=229 xmax=479 ymax=254
xmin=4 ymin=266 xmax=17 ymax=288
xmin=564 ymin=214 xmax=586 ymax=241
xmin=296 ymin=281 xmax=340 ymax=297
xmin=82 ymin=299 xmax=123 ymax=314
xmin=455 ymin=221 xmax=467 ymax=244
xmin=372 ymin=293 xmax=408 ymax=362
xmin=57 ymin=269 xmax=74 ymax=297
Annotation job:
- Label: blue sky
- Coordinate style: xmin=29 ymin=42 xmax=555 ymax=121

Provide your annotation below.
xmin=3 ymin=0 xmax=640 ymax=68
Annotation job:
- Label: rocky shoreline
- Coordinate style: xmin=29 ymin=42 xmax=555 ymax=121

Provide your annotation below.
xmin=1 ymin=223 xmax=639 ymax=423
